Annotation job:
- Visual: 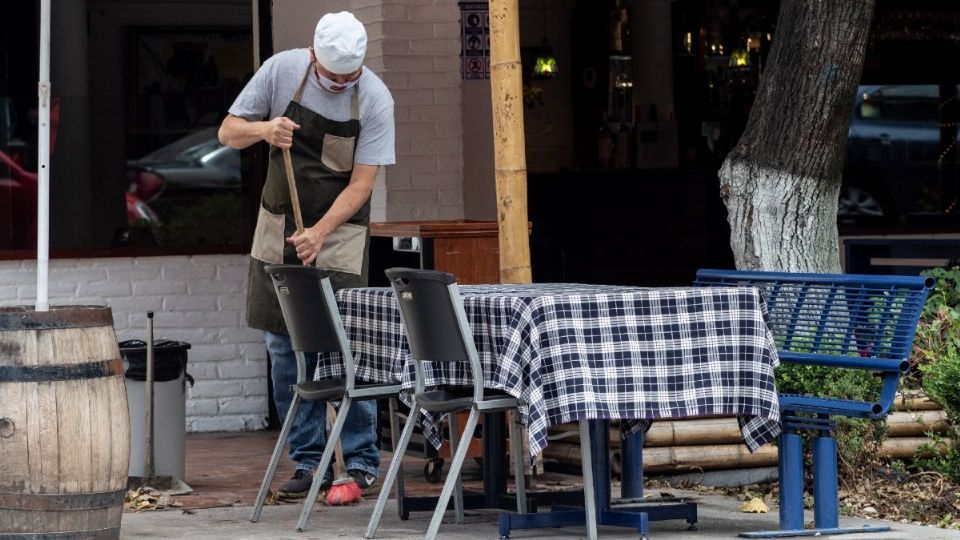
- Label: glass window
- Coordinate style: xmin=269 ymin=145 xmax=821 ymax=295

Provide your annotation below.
xmin=0 ymin=1 xmax=256 ymax=255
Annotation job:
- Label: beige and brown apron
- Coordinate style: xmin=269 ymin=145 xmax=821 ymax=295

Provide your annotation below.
xmin=247 ymin=63 xmax=370 ymax=335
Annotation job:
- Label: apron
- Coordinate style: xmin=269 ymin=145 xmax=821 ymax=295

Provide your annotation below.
xmin=246 ymin=63 xmax=370 ymax=335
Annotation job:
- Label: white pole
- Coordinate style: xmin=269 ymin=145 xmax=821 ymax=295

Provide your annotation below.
xmin=36 ymin=0 xmax=51 ymax=311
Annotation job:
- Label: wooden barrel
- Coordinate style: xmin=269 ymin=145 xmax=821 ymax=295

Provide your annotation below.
xmin=0 ymin=306 xmax=130 ymax=539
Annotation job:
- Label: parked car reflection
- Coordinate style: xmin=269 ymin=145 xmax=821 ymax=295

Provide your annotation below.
xmin=127 ymin=126 xmax=241 ymax=203
xmin=839 ymin=84 xmax=958 ymax=224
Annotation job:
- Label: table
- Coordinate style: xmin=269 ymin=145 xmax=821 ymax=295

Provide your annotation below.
xmin=326 ymin=283 xmax=782 ymax=536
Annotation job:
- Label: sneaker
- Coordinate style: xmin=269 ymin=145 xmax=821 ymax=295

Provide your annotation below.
xmin=277 ymin=469 xmax=331 ymax=499
xmin=347 ymin=469 xmax=380 ymax=496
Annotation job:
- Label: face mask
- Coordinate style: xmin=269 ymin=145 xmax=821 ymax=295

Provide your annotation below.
xmin=317 ymin=72 xmax=359 ymax=93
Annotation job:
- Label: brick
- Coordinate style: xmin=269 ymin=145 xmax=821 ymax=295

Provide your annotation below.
xmin=433 ymin=55 xmax=462 ymax=72
xmin=106 ymin=267 xmax=161 ymax=281
xmin=382 ymin=21 xmax=436 ymax=39
xmin=188 ymin=280 xmax=242 ymax=295
xmin=394 ymin=137 xmax=412 ymax=155
xmin=391 ymin=155 xmax=438 ymax=173
xmin=163 ymin=294 xmax=219 ymax=312
xmin=187 ymin=344 xmax=237 ymax=362
xmin=153 ymin=310 xmax=239 ymax=329
xmin=433 ymin=88 xmax=462 ymax=105
xmin=217 ymin=359 xmax=266 ymax=379
xmin=384 ymin=55 xmax=436 ymax=72
xmin=412 ymin=137 xmax=463 ymax=156
xmin=186 ymin=398 xmax=219 ymax=416
xmin=393 ymin=105 xmax=410 ymax=122
xmin=439 ymin=187 xmax=464 ymax=206
xmin=77 ymin=280 xmax=132 ymax=298
xmin=352 ymin=5 xmax=384 ymax=23
xmin=433 ymin=22 xmax=461 ymax=40
xmin=436 ymin=121 xmax=463 ymax=137
xmin=437 ymin=205 xmax=465 ymax=219
xmin=381 ymin=38 xmax=410 ymax=55
xmin=51 ymin=268 xmax=109 ymax=282
xmin=217 ymin=294 xmax=246 ymax=311
xmin=242 ymin=380 xmax=267 ymax=396
xmin=407 ymin=5 xmax=458 ymax=22
xmin=218 ymin=396 xmax=269 ymax=415
xmin=392 ymin=89 xmax=436 ymax=107
xmin=396 ymin=121 xmax=438 ymax=138
xmin=437 ymin=153 xmax=464 ymax=172
xmin=189 ymin=416 xmax=247 ymax=433
xmin=381 ymin=4 xmax=407 ymax=19
xmin=133 ymin=280 xmax=188 ymax=295
xmin=239 ymin=343 xmax=268 ymax=362
xmin=387 ymin=189 xmax=439 ymax=206
xmin=190 ymin=379 xmax=243 ymax=398
xmin=184 ymin=361 xmax=219 ymax=379
xmin=406 ymin=71 xmax=460 ymax=89
xmin=107 ymin=295 xmax=164 ymax=313
xmin=244 ymin=416 xmax=269 ymax=431
xmin=216 ymin=263 xmax=248 ymax=281
xmin=384 ymin=171 xmax=413 ymax=189
xmin=380 ymin=71 xmax=409 ymax=88
xmin=411 ymin=206 xmax=440 ymax=220
xmin=409 ymin=104 xmax=461 ymax=122
xmin=162 ymin=264 xmax=216 ymax=281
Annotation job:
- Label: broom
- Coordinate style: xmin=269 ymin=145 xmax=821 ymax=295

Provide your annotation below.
xmin=282 ymin=148 xmax=362 ymax=505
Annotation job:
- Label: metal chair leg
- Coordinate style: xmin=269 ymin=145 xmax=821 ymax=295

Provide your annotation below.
xmin=448 ymin=412 xmax=465 ymax=524
xmin=579 ymin=420 xmax=598 ymax=540
xmin=296 ymin=397 xmax=352 ymax=532
xmin=508 ymin=410 xmax=528 ymax=514
xmin=365 ymin=401 xmax=421 ymax=539
xmin=425 ymin=409 xmax=480 ymax=540
xmin=251 ymin=393 xmax=301 ymax=523
xmin=387 ymin=397 xmax=405 ymax=517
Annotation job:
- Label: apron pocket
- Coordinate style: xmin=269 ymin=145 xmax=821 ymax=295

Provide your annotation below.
xmin=250 ymin=204 xmax=285 ymax=264
xmin=320 ymin=133 xmax=356 ymax=172
xmin=315 ymin=223 xmax=366 ymax=275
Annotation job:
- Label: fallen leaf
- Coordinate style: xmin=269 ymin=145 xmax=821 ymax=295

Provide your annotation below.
xmin=739 ymin=497 xmax=769 ymax=513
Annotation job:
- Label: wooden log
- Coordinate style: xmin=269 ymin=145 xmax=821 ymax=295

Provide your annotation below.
xmin=892 ymin=396 xmax=942 ymax=412
xmin=0 ymin=306 xmax=130 ymax=538
xmin=880 ymin=437 xmax=953 ymax=460
xmin=886 ymin=411 xmax=949 ymax=437
xmin=548 ymin=417 xmax=746 ymax=448
xmin=541 ymin=441 xmax=620 ymax=474
xmin=641 ymin=444 xmax=779 ymax=473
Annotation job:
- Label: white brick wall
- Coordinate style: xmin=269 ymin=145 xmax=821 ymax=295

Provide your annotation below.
xmin=0 ymin=255 xmax=268 ymax=433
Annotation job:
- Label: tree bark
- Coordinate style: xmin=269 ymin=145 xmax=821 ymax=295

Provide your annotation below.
xmin=719 ymin=0 xmax=875 ymax=272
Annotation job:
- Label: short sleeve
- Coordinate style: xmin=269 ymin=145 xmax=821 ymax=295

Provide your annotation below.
xmin=354 ymin=100 xmax=396 ymax=166
xmin=227 ymin=56 xmax=277 ymax=121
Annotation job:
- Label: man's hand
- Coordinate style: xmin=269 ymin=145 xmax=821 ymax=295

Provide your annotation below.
xmin=262 ymin=117 xmax=300 ymax=149
xmin=286 ymin=225 xmax=328 ymax=266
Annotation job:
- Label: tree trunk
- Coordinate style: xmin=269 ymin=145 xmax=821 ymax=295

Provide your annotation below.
xmin=719 ymin=0 xmax=875 ymax=272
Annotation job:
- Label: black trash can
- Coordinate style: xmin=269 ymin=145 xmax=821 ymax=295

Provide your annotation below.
xmin=119 ymin=340 xmax=192 ymax=480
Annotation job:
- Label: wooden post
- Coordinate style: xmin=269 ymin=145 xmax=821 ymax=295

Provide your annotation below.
xmin=489 ymin=0 xmax=532 ymax=284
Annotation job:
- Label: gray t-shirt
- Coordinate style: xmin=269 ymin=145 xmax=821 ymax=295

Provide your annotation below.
xmin=228 ymin=48 xmax=395 ymax=166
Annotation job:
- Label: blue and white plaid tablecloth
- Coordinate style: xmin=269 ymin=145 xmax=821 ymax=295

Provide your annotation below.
xmin=320 ymin=283 xmax=782 ymax=456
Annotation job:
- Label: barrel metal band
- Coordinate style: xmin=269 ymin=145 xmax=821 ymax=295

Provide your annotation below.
xmin=0 ymin=527 xmax=120 ymax=539
xmin=0 ymin=489 xmax=125 ymax=511
xmin=0 ymin=359 xmax=122 ymax=383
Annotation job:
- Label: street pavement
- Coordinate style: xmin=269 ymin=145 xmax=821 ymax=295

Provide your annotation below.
xmin=119 ymin=488 xmax=960 ymax=540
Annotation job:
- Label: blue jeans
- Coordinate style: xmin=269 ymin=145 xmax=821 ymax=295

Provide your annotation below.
xmin=266 ymin=332 xmax=380 ymax=479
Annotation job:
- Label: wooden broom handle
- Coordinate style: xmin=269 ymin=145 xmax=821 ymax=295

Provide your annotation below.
xmin=282 ymin=148 xmax=305 ymax=235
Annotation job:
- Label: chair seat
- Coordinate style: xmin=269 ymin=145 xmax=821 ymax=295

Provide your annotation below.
xmin=296 ymin=378 xmax=346 ymax=401
xmin=779 ymin=393 xmax=880 ymax=419
xmin=416 ymin=387 xmax=514 ymax=414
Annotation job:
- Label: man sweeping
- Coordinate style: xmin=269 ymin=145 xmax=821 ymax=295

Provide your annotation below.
xmin=218 ymin=11 xmax=395 ymax=500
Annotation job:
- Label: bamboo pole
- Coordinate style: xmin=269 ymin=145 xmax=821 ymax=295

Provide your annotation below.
xmin=886 ymin=411 xmax=949 ymax=438
xmin=488 ymin=0 xmax=532 ymax=284
xmin=893 ymin=396 xmax=942 ymax=412
xmin=880 ymin=437 xmax=953 ymax=460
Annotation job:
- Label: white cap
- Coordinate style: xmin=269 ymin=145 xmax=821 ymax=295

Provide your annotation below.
xmin=313 ymin=12 xmax=367 ymax=75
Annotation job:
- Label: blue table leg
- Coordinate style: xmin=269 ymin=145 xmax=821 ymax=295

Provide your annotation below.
xmin=621 ymin=430 xmax=644 ymax=499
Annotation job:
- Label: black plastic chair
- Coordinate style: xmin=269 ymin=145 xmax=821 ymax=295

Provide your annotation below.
xmin=365 ymin=268 xmax=530 ymax=540
xmin=250 ymin=264 xmax=403 ymax=532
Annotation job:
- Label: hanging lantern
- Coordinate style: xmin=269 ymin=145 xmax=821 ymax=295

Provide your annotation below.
xmin=533 ymin=42 xmax=558 ymax=79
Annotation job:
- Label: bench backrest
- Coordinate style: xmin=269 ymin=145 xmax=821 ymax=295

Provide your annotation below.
xmin=695 ymin=269 xmax=934 ymax=417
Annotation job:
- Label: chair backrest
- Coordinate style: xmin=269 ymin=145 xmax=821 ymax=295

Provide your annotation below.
xmin=266 ymin=264 xmax=348 ymax=355
xmin=385 ymin=267 xmax=471 ymax=363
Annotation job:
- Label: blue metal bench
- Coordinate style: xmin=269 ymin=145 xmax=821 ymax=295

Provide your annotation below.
xmin=694 ymin=269 xmax=933 ymax=538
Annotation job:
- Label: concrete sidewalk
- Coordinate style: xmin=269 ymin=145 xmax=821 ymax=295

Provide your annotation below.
xmin=120 ymin=489 xmax=960 ymax=540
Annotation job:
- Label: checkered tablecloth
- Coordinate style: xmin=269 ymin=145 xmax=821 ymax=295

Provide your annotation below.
xmin=322 ymin=283 xmax=782 ymax=457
